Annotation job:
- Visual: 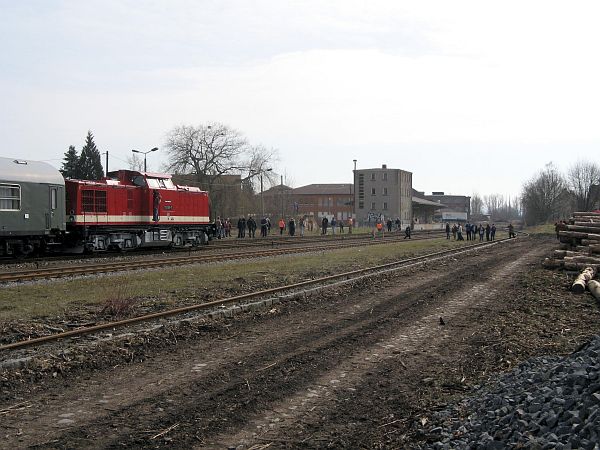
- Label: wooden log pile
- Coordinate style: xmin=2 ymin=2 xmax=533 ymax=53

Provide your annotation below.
xmin=543 ymin=211 xmax=600 ymax=295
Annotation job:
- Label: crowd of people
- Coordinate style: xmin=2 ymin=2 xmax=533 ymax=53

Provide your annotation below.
xmin=444 ymin=222 xmax=500 ymax=241
xmin=213 ymin=215 xmax=356 ymax=239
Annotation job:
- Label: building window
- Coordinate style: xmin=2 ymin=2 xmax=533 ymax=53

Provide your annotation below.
xmin=383 ymin=173 xmax=387 ymax=181
xmin=371 ymin=202 xmax=376 ymax=210
xmin=383 ymin=187 xmax=388 ymax=196
xmin=371 ymin=173 xmax=376 ymax=181
xmin=383 ymin=202 xmax=388 ymax=210
xmin=371 ymin=187 xmax=376 ymax=195
xmin=0 ymin=184 xmax=20 ymax=210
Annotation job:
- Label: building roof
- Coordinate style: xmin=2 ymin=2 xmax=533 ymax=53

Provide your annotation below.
xmin=293 ymin=184 xmax=354 ymax=195
xmin=412 ymin=196 xmax=447 ymax=208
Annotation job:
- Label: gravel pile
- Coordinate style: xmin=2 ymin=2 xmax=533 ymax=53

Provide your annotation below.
xmin=421 ymin=335 xmax=600 ymax=450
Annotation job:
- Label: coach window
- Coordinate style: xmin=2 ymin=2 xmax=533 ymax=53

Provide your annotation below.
xmin=0 ymin=184 xmax=20 ymax=210
xmin=50 ymin=188 xmax=58 ymax=210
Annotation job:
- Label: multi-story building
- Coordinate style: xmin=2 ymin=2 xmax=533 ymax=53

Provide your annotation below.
xmin=424 ymin=192 xmax=471 ymax=221
xmin=353 ymin=164 xmax=412 ymax=226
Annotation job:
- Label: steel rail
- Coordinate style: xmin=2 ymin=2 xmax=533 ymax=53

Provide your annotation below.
xmin=0 ymin=233 xmax=441 ymax=283
xmin=0 ymin=237 xmax=518 ymax=352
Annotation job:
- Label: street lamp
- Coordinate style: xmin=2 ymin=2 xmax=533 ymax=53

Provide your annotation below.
xmin=260 ymin=168 xmax=273 ymax=217
xmin=131 ymin=147 xmax=158 ymax=172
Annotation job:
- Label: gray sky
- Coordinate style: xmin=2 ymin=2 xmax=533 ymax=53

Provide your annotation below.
xmin=2 ymin=0 xmax=599 ymax=199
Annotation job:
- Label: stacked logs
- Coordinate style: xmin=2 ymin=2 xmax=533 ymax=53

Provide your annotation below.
xmin=542 ymin=211 xmax=600 ymax=298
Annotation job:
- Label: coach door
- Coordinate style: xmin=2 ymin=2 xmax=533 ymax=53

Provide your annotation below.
xmin=46 ymin=185 xmax=63 ymax=230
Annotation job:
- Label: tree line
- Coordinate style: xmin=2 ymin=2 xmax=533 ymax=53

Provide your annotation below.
xmin=471 ymin=161 xmax=600 ymax=225
xmin=60 ymin=130 xmax=104 ymax=180
xmin=520 ymin=161 xmax=600 ymax=225
xmin=59 ymin=123 xmax=279 ymax=218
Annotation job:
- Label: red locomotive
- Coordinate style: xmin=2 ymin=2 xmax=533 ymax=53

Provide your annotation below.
xmin=65 ymin=170 xmax=215 ymax=251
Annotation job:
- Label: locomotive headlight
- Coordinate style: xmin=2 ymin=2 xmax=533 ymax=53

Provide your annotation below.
xmin=69 ymin=215 xmax=75 ymax=222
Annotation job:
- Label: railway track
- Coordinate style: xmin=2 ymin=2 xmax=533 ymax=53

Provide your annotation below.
xmin=0 ymin=236 xmax=518 ymax=352
xmin=0 ymin=232 xmax=443 ymax=283
xmin=0 ymin=230 xmax=443 ymax=265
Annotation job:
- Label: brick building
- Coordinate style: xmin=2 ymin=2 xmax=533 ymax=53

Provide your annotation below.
xmin=292 ymin=184 xmax=354 ymax=222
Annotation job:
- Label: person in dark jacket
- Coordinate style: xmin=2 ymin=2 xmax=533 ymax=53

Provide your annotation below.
xmin=247 ymin=216 xmax=256 ymax=238
xmin=445 ymin=222 xmax=451 ymax=239
xmin=322 ymin=217 xmax=329 ymax=235
xmin=260 ymin=217 xmax=268 ymax=237
xmin=288 ymin=218 xmax=296 ymax=236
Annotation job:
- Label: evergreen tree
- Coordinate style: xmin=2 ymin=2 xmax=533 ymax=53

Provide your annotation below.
xmin=60 ymin=145 xmax=80 ymax=178
xmin=78 ymin=130 xmax=104 ymax=180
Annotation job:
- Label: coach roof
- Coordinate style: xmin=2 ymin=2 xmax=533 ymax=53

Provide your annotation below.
xmin=0 ymin=157 xmax=64 ymax=185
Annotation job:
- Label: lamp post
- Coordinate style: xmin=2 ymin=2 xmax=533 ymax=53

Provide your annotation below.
xmin=131 ymin=147 xmax=158 ymax=172
xmin=260 ymin=168 xmax=273 ymax=217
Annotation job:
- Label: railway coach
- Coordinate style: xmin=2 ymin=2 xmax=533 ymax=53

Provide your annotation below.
xmin=0 ymin=157 xmax=66 ymax=256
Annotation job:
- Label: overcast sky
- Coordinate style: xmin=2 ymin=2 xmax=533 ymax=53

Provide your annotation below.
xmin=1 ymin=0 xmax=599 ymax=198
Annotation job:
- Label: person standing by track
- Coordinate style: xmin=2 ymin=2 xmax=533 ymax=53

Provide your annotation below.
xmin=278 ymin=218 xmax=285 ymax=235
xmin=445 ymin=222 xmax=451 ymax=239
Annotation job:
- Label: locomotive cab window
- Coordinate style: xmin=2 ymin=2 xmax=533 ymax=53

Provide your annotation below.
xmin=132 ymin=176 xmax=147 ymax=187
xmin=147 ymin=178 xmax=173 ymax=189
xmin=0 ymin=184 xmax=21 ymax=211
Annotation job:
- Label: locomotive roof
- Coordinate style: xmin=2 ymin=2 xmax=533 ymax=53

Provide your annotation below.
xmin=0 ymin=156 xmax=64 ymax=185
xmin=107 ymin=169 xmax=172 ymax=179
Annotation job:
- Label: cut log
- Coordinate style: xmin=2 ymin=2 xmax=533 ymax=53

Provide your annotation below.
xmin=564 ymin=262 xmax=600 ymax=271
xmin=566 ymin=225 xmax=600 ymax=234
xmin=582 ymin=239 xmax=600 ymax=246
xmin=571 ymin=267 xmax=597 ymax=294
xmin=573 ymin=212 xmax=600 ymax=217
xmin=589 ymin=244 xmax=600 ymax=254
xmin=542 ymin=258 xmax=563 ymax=269
xmin=564 ymin=256 xmax=600 ymax=265
xmin=559 ymin=231 xmax=600 ymax=240
xmin=574 ymin=246 xmax=593 ymax=255
xmin=573 ymin=221 xmax=600 ymax=227
xmin=553 ymin=250 xmax=567 ymax=258
xmin=589 ymin=280 xmax=600 ymax=300
xmin=554 ymin=250 xmax=593 ymax=258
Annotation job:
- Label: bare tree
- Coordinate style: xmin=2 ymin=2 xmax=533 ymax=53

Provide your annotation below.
xmin=566 ymin=160 xmax=600 ymax=211
xmin=471 ymin=193 xmax=483 ymax=216
xmin=164 ymin=122 xmax=278 ymax=218
xmin=484 ymin=194 xmax=504 ymax=218
xmin=127 ymin=153 xmax=145 ymax=172
xmin=521 ymin=163 xmax=569 ymax=225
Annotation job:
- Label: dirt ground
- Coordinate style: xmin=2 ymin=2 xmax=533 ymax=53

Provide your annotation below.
xmin=1 ymin=235 xmax=599 ymax=449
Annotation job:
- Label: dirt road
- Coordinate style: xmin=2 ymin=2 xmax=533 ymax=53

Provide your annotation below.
xmin=1 ymin=236 xmax=599 ymax=449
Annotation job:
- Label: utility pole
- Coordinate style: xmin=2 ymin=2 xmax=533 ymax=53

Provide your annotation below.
xmin=102 ymin=151 xmax=109 ymax=177
xmin=280 ymin=175 xmax=284 ymax=219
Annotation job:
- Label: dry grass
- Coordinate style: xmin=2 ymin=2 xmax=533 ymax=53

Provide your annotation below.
xmin=0 ymin=236 xmax=499 ymax=321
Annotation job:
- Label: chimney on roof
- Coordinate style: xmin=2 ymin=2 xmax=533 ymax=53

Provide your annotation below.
xmin=382 ymin=164 xmax=387 ymax=169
